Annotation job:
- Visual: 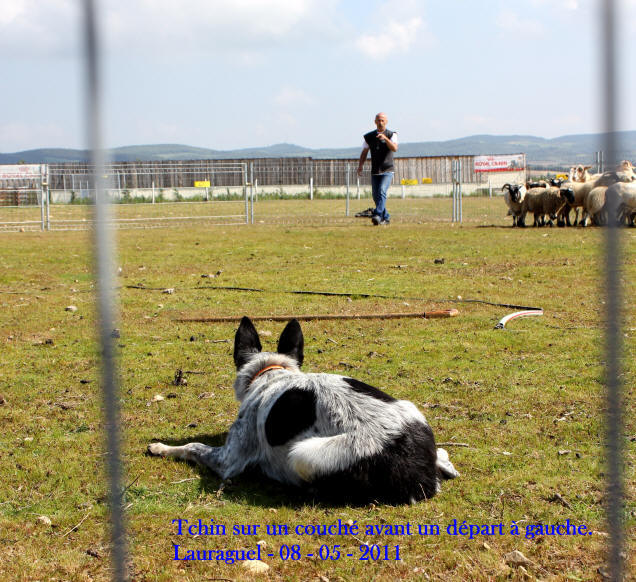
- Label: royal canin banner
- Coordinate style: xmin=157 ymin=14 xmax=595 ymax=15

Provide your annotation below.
xmin=0 ymin=164 xmax=44 ymax=179
xmin=474 ymin=154 xmax=525 ymax=173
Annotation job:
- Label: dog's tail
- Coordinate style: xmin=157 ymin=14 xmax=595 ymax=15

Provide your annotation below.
xmin=288 ymin=434 xmax=369 ymax=482
xmin=289 ymin=435 xmax=460 ymax=485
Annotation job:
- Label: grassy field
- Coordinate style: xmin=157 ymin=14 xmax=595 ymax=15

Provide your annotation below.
xmin=0 ymin=198 xmax=634 ymax=581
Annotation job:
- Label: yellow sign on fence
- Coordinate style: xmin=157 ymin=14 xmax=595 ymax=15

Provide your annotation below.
xmin=400 ymin=178 xmax=419 ymax=186
xmin=422 ymin=177 xmax=432 ymax=184
xmin=194 ymin=181 xmax=210 ymax=188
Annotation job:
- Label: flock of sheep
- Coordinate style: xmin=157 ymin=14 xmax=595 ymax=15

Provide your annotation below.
xmin=502 ymin=160 xmax=636 ymax=227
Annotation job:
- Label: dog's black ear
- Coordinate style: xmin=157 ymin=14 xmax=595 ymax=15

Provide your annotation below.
xmin=234 ymin=316 xmax=262 ymax=369
xmin=277 ymin=319 xmax=304 ymax=367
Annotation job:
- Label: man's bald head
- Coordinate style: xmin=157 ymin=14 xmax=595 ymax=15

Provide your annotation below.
xmin=375 ymin=112 xmax=388 ymax=131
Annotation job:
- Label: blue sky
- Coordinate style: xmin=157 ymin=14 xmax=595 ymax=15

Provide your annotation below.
xmin=1 ymin=0 xmax=635 ymax=152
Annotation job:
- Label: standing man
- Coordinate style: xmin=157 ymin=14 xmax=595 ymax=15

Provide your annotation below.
xmin=357 ymin=112 xmax=398 ymax=225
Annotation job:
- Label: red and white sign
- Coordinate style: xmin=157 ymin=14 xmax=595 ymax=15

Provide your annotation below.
xmin=474 ymin=155 xmax=525 ymax=173
xmin=0 ymin=164 xmax=44 ymax=179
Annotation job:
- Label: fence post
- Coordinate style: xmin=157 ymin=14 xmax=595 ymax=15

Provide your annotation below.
xmin=401 ymin=184 xmax=405 ymax=199
xmin=46 ymin=184 xmax=51 ymax=230
xmin=309 ymin=177 xmax=313 ymax=200
xmin=40 ymin=167 xmax=46 ymax=231
xmin=452 ymin=161 xmax=456 ymax=222
xmin=152 ymin=181 xmax=155 ymax=203
xmin=82 ymin=1 xmax=129 ymax=579
xmin=601 ymin=2 xmax=625 ymax=579
xmin=357 ymin=176 xmax=360 ymax=200
xmin=40 ymin=184 xmax=45 ymax=230
xmin=345 ymin=163 xmax=350 ymax=217
xmin=452 ymin=159 xmax=462 ymax=223
xmin=250 ymin=163 xmax=254 ymax=224
xmin=596 ymin=150 xmax=605 ymax=174
xmin=243 ymin=164 xmax=249 ymax=224
xmin=459 ymin=160 xmax=463 ymax=223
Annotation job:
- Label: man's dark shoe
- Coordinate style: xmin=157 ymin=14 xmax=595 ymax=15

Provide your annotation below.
xmin=371 ymin=215 xmax=381 ymax=225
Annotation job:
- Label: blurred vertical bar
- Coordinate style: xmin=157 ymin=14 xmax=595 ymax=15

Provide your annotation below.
xmin=82 ymin=1 xmax=129 ymax=580
xmin=601 ymin=1 xmax=623 ymax=580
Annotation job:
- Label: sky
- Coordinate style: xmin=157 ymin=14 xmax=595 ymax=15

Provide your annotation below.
xmin=1 ymin=0 xmax=635 ymax=153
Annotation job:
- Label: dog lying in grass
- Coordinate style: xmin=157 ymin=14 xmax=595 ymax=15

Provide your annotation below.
xmin=148 ymin=317 xmax=458 ymax=504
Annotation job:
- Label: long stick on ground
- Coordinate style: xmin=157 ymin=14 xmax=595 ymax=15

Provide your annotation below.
xmin=176 ymin=309 xmax=459 ymax=323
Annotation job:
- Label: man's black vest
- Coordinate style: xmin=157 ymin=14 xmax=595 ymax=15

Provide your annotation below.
xmin=364 ymin=129 xmax=395 ymax=174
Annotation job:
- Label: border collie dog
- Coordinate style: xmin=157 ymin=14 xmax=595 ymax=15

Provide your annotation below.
xmin=148 ymin=317 xmax=459 ymax=504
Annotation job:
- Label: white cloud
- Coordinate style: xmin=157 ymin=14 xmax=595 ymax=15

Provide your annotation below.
xmin=106 ymin=0 xmax=342 ymax=58
xmin=0 ymin=0 xmax=340 ymax=58
xmin=353 ymin=0 xmax=431 ymax=60
xmin=355 ymin=17 xmax=423 ymax=60
xmin=0 ymin=0 xmax=78 ymax=57
xmin=0 ymin=2 xmax=27 ymax=26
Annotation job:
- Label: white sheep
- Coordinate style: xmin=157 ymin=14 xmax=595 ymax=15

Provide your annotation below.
xmin=501 ymin=183 xmax=526 ymax=227
xmin=557 ymin=179 xmax=592 ymax=226
xmin=560 ymin=164 xmax=634 ymax=226
xmin=571 ymin=161 xmax=632 ymax=184
xmin=606 ymin=180 xmax=636 ymax=226
xmin=572 ymin=164 xmax=594 ymax=182
xmin=558 ymin=165 xmax=603 ymax=225
xmin=580 ymin=186 xmax=608 ymax=226
xmin=577 ymin=164 xmax=635 ymax=226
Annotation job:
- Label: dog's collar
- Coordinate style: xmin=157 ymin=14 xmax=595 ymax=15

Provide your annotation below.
xmin=250 ymin=364 xmax=287 ymax=384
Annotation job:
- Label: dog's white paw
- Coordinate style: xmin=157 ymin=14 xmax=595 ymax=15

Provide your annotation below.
xmin=147 ymin=442 xmax=168 ymax=456
xmin=436 ymin=447 xmax=459 ymax=479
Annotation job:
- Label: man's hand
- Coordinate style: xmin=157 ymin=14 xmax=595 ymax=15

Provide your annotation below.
xmin=357 ymin=167 xmax=363 ymax=177
xmin=377 ymin=132 xmax=397 ymax=152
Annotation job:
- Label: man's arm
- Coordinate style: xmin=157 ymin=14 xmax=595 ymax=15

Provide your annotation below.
xmin=377 ymin=132 xmax=398 ymax=152
xmin=357 ymin=147 xmax=369 ymax=177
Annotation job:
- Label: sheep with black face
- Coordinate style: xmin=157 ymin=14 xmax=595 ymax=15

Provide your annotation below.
xmin=502 ymin=183 xmax=526 ymax=227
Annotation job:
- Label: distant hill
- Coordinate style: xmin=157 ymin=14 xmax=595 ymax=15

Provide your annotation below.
xmin=2 ymin=132 xmax=635 ymax=167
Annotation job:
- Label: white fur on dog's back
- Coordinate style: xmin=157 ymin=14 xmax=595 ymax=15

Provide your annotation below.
xmin=278 ymin=375 xmax=427 ymax=481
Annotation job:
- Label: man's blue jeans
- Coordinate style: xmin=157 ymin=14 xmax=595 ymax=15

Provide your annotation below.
xmin=371 ymin=172 xmax=393 ymax=222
